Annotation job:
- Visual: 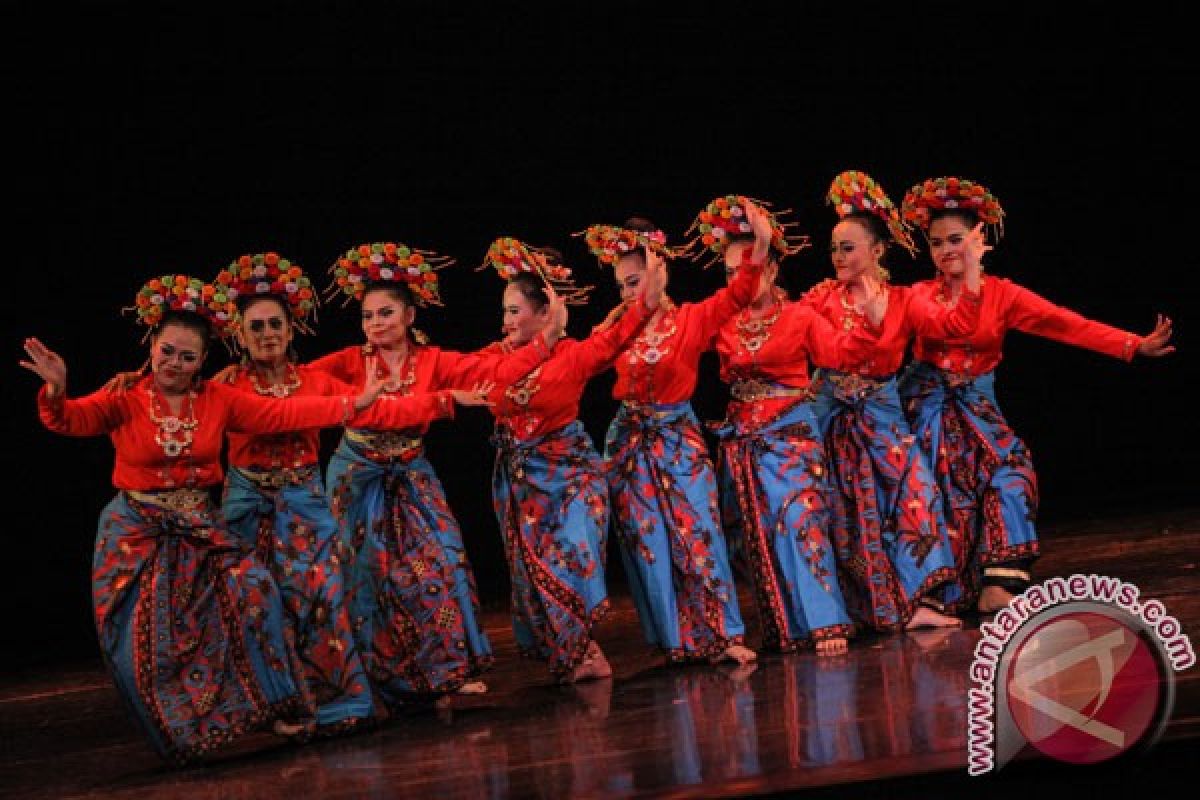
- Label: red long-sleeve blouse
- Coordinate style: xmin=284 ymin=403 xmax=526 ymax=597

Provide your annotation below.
xmin=37 ymin=375 xmax=454 ymax=490
xmin=306 ymin=333 xmax=553 ymax=434
xmin=611 ymin=259 xmax=764 ymax=404
xmin=909 ymin=277 xmax=1144 ymax=375
xmin=715 ymin=295 xmax=882 ymax=389
xmin=224 ymin=364 xmax=381 ymax=470
xmin=483 ymin=296 xmax=653 ymax=440
xmin=799 ymin=278 xmax=983 ymax=377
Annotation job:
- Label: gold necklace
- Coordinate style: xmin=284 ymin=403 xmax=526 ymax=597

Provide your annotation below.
xmin=147 ymin=386 xmax=198 ymax=458
xmin=837 ymin=283 xmax=887 ymax=331
xmin=629 ymin=301 xmax=678 ymax=365
xmin=249 ymin=363 xmax=302 ymax=398
xmin=505 ymin=365 xmax=543 ymax=407
xmin=735 ymin=290 xmax=784 ymax=353
xmin=364 ymin=344 xmax=417 ymax=394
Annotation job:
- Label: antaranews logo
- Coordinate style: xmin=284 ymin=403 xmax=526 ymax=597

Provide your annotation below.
xmin=967 ymin=574 xmax=1195 ymax=775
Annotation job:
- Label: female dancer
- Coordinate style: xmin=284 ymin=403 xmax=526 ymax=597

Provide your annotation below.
xmin=898 ymin=176 xmax=1175 ymax=612
xmin=801 ymin=170 xmax=981 ymax=631
xmin=312 ymin=241 xmax=565 ymax=706
xmin=583 ymin=198 xmax=778 ymax=665
xmin=477 ymin=237 xmax=663 ymax=682
xmin=214 ymin=252 xmax=399 ymax=732
xmin=21 ymin=275 xmax=479 ymax=763
xmin=698 ymin=195 xmax=885 ymax=657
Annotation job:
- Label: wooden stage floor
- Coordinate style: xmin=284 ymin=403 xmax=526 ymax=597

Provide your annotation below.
xmin=2 ymin=508 xmax=1197 ymax=799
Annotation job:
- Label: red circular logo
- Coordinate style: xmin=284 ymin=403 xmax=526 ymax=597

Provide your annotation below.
xmin=1005 ymin=611 xmax=1163 ymax=764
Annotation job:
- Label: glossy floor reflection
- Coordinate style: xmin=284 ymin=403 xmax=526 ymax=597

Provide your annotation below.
xmin=2 ymin=508 xmax=1197 ymax=799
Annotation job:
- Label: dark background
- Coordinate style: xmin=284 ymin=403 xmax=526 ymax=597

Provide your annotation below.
xmin=3 ymin=3 xmax=1195 ymax=671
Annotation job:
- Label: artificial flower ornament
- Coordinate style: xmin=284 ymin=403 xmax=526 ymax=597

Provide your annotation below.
xmin=326 ymin=241 xmax=454 ymax=306
xmin=211 ymin=252 xmax=318 ymax=334
xmin=901 ymin=176 xmax=1005 ymax=237
xmin=826 ymin=170 xmax=917 ymax=256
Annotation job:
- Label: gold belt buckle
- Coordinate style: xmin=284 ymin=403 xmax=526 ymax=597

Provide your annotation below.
xmin=131 ymin=488 xmax=209 ymax=512
xmin=829 ymin=373 xmax=876 ymax=401
xmin=731 ymin=379 xmax=764 ymax=402
xmin=375 ymin=432 xmax=422 ymax=457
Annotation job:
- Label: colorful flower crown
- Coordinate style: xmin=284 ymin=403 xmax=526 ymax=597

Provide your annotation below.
xmin=326 ymin=242 xmax=453 ymax=306
xmin=576 ymin=224 xmax=683 ymax=268
xmin=685 ymin=195 xmax=810 ymax=267
xmin=478 ymin=236 xmax=591 ymax=304
xmin=129 ymin=274 xmax=231 ymax=337
xmin=901 ymin=176 xmax=1005 ymax=236
xmin=827 ymin=170 xmax=917 ymax=256
xmin=212 ymin=252 xmax=318 ymax=335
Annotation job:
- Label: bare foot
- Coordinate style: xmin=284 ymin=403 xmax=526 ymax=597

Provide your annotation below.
xmin=272 ymin=719 xmax=306 ymax=737
xmin=906 ymin=606 xmax=962 ymax=630
xmin=978 ymin=586 xmax=1014 ymax=614
xmin=457 ymin=680 xmax=488 ymax=695
xmin=815 ymin=637 xmax=849 ymax=657
xmin=718 ymin=644 xmax=758 ymax=665
xmin=567 ymin=642 xmax=613 ymax=683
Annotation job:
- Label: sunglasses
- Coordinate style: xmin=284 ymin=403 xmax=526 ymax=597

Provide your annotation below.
xmin=246 ymin=318 xmax=286 ymax=334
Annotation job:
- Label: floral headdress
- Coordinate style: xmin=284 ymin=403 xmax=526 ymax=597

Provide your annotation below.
xmin=212 ymin=252 xmax=318 ymax=336
xmin=127 ymin=274 xmax=232 ymax=341
xmin=326 ymin=241 xmax=453 ymax=307
xmin=576 ymin=223 xmax=684 ymax=268
xmin=685 ymin=195 xmax=810 ymax=268
xmin=826 ymin=170 xmax=917 ymax=257
xmin=478 ymin=236 xmax=592 ymax=304
xmin=901 ymin=176 xmax=1005 ymax=239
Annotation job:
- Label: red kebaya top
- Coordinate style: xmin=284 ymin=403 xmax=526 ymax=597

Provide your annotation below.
xmin=798 ymin=278 xmax=983 ymax=377
xmin=306 ymin=333 xmax=553 ymax=434
xmin=483 ymin=296 xmax=653 ymax=441
xmin=908 ymin=276 xmax=1144 ymax=375
xmin=38 ymin=375 xmax=455 ymax=490
xmin=611 ymin=259 xmax=764 ymax=404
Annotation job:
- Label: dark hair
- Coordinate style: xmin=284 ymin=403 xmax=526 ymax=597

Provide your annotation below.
xmin=623 ymin=216 xmax=658 ymax=233
xmin=507 ymin=272 xmax=549 ymax=311
xmin=928 ymin=207 xmax=981 ymax=230
xmin=156 ymin=310 xmax=214 ymax=352
xmin=236 ymin=292 xmax=293 ymax=322
xmin=842 ymin=211 xmax=890 ymax=247
xmin=362 ymin=281 xmax=416 ymax=308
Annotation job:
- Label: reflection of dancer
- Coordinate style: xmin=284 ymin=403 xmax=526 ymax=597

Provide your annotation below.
xmin=803 ymin=171 xmax=979 ymax=632
xmin=651 ymin=665 xmax=762 ymax=786
xmin=584 ymin=213 xmax=764 ymax=665
xmin=697 ymin=195 xmax=883 ymax=657
xmin=477 ymin=237 xmax=663 ymax=683
xmin=898 ymin=177 xmax=1175 ymax=612
xmin=313 ymin=241 xmax=564 ymax=705
xmin=775 ymin=654 xmax=865 ymax=768
xmin=523 ymin=678 xmax=619 ymax=798
xmin=22 ymin=277 xmax=448 ymax=763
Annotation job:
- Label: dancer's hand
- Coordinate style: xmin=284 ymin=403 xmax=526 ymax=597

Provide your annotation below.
xmin=543 ymin=287 xmax=568 ymax=347
xmin=964 ymin=221 xmax=990 ymax=291
xmin=640 ymin=249 xmax=667 ymax=311
xmin=103 ymin=370 xmax=143 ymax=394
xmin=451 ymin=381 xmax=496 ymax=408
xmin=743 ymin=198 xmax=774 ymax=264
xmin=20 ymin=337 xmax=67 ymax=397
xmin=354 ymin=356 xmax=386 ymax=411
xmin=211 ymin=364 xmax=240 ymax=385
xmin=861 ymin=273 xmax=889 ymax=328
xmin=1137 ymin=314 xmax=1175 ymax=357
